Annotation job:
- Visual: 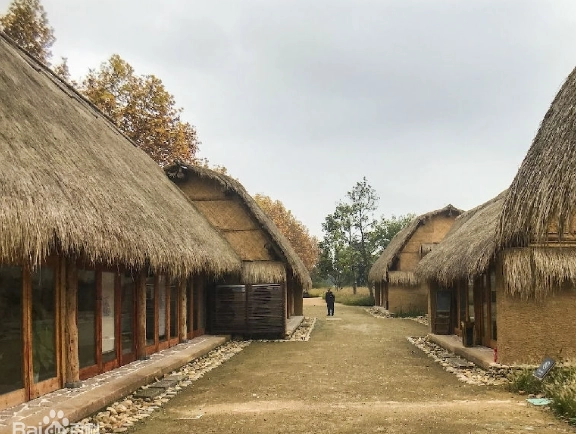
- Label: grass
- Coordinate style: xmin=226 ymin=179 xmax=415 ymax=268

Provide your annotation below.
xmin=508 ymin=363 xmax=576 ymax=424
xmin=307 ymin=286 xmax=375 ymax=306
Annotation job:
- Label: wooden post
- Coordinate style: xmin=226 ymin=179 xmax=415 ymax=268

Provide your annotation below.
xmin=374 ymin=282 xmax=381 ymax=306
xmin=294 ymin=284 xmax=303 ymax=316
xmin=136 ymin=270 xmax=147 ymax=360
xmin=179 ymin=279 xmax=187 ymax=342
xmin=64 ymin=259 xmax=80 ymax=388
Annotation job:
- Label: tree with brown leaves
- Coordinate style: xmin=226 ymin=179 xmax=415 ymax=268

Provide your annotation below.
xmin=0 ymin=0 xmax=54 ymax=64
xmin=79 ymin=54 xmax=200 ymax=166
xmin=254 ymin=194 xmax=319 ymax=272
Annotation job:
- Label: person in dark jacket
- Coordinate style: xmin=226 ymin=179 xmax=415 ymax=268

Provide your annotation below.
xmin=325 ymin=288 xmax=336 ymax=316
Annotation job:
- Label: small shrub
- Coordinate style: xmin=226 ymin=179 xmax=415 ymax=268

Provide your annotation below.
xmin=544 ymin=365 xmax=576 ymax=420
xmin=339 ymin=294 xmax=374 ymax=306
xmin=508 ymin=364 xmax=576 ymax=422
xmin=307 ymin=288 xmax=325 ymax=298
xmin=307 ymin=287 xmax=374 ymax=305
xmin=507 ymin=368 xmax=543 ymax=395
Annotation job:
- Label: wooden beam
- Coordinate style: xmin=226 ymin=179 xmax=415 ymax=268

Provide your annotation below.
xmin=64 ymin=259 xmax=80 ymax=388
xmin=179 ymin=279 xmax=187 ymax=341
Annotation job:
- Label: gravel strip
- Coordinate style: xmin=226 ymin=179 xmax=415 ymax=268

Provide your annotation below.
xmin=73 ymin=318 xmax=317 ymax=433
xmin=254 ymin=316 xmax=317 ymax=343
xmin=408 ymin=336 xmax=514 ymax=386
xmin=366 ymin=307 xmax=429 ymax=326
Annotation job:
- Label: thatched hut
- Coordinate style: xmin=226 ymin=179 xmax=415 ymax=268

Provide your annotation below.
xmin=165 ymin=163 xmax=312 ymax=338
xmin=0 ymin=32 xmax=240 ymax=409
xmin=494 ymin=65 xmax=576 ymax=364
xmin=368 ymin=205 xmax=462 ymax=315
xmin=415 ymin=193 xmax=505 ymax=346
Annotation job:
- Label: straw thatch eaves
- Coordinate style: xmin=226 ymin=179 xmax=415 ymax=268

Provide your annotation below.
xmin=165 ymin=163 xmax=312 ymax=289
xmin=498 ymin=65 xmax=576 ymax=248
xmin=501 ymin=246 xmax=576 ymax=300
xmin=387 ymin=271 xmax=419 ymax=286
xmin=368 ymin=204 xmax=462 ymax=284
xmin=0 ymin=32 xmax=241 ymax=278
xmin=415 ymin=192 xmax=506 ymax=286
xmin=241 ymin=261 xmax=286 ymax=284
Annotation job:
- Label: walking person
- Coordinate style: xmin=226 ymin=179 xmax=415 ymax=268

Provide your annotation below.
xmin=325 ymin=287 xmax=336 ymax=316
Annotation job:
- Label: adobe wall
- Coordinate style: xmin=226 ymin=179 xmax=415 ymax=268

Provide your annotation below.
xmin=388 ymin=282 xmax=428 ymax=315
xmin=398 ymin=214 xmax=457 ymax=271
xmin=498 ymin=287 xmax=576 ymax=365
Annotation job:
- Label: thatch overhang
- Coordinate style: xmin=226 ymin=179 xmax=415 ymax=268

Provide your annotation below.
xmin=415 ymin=192 xmax=506 ymax=286
xmin=387 ymin=271 xmax=419 ymax=286
xmin=501 ymin=246 xmax=576 ymax=299
xmin=368 ymin=204 xmax=463 ymax=283
xmin=165 ymin=163 xmax=312 ymax=289
xmin=0 ymin=32 xmax=241 ymax=277
xmin=498 ymin=65 xmax=576 ymax=248
xmin=241 ymin=261 xmax=287 ymax=285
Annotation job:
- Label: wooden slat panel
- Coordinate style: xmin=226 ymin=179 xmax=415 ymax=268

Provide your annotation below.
xmin=247 ymin=284 xmax=284 ymax=337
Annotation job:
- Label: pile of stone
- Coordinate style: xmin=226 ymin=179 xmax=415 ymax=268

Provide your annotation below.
xmin=408 ymin=336 xmax=513 ymax=386
xmin=366 ymin=307 xmax=429 ymax=326
xmin=77 ymin=341 xmax=250 ymax=433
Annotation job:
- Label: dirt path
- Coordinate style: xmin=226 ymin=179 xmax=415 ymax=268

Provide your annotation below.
xmin=133 ymin=298 xmax=573 ymax=433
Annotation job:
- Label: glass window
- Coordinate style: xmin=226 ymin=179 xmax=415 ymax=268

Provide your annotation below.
xmin=193 ymin=281 xmax=199 ymax=331
xmin=0 ymin=266 xmax=24 ymax=393
xmin=491 ymin=271 xmax=497 ymax=341
xmin=459 ymin=284 xmax=466 ymax=324
xmin=186 ymin=281 xmax=193 ymax=335
xmin=101 ymin=272 xmax=116 ymax=363
xmin=145 ymin=275 xmax=155 ymax=346
xmin=170 ymin=280 xmax=178 ymax=339
xmin=78 ymin=270 xmax=96 ymax=368
xmin=121 ymin=273 xmax=135 ymax=355
xmin=32 ymin=267 xmax=56 ymax=382
xmin=158 ymin=276 xmax=167 ymax=342
xmin=467 ymin=280 xmax=474 ymax=322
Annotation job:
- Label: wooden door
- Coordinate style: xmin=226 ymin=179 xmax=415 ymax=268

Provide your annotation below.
xmin=481 ymin=272 xmax=497 ymax=349
xmin=29 ymin=263 xmax=60 ymax=399
xmin=0 ymin=265 xmax=26 ymax=409
xmin=120 ymin=272 xmax=136 ymax=364
xmin=78 ymin=270 xmax=98 ymax=380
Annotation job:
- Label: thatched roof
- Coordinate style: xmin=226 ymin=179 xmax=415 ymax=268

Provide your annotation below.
xmin=498 ymin=66 xmax=576 ymax=247
xmin=368 ymin=204 xmax=462 ymax=283
xmin=415 ymin=192 xmax=506 ymax=286
xmin=0 ymin=32 xmax=241 ymax=277
xmin=165 ymin=163 xmax=312 ymax=289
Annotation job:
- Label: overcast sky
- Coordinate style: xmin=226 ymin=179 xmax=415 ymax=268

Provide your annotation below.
xmin=3 ymin=1 xmax=576 ymax=237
